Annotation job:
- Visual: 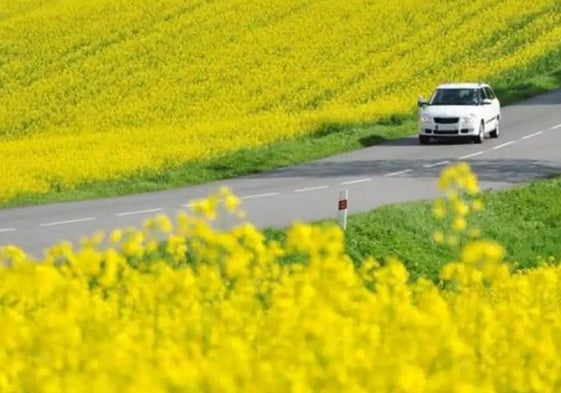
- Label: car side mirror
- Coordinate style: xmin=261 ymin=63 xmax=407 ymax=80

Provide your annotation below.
xmin=417 ymin=96 xmax=428 ymax=107
xmin=482 ymin=98 xmax=492 ymax=105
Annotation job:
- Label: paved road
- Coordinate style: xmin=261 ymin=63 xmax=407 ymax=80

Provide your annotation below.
xmin=2 ymin=88 xmax=561 ymax=258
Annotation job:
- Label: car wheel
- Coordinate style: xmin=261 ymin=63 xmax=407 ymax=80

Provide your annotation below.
xmin=474 ymin=121 xmax=484 ymax=144
xmin=419 ymin=135 xmax=430 ymax=144
xmin=489 ymin=117 xmax=500 ymax=138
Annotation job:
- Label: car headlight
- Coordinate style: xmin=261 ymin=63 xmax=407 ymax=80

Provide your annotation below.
xmin=461 ymin=114 xmax=477 ymax=122
xmin=420 ymin=114 xmax=431 ymax=122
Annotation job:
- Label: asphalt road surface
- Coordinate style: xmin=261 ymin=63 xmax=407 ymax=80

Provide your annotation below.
xmin=2 ymin=88 xmax=561 ymax=258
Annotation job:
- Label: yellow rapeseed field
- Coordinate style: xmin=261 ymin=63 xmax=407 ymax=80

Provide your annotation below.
xmin=1 ymin=0 xmax=561 ymax=201
xmin=0 ymin=162 xmax=561 ymax=392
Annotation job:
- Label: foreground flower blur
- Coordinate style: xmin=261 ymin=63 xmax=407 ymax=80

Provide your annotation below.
xmin=0 ymin=162 xmax=560 ymax=392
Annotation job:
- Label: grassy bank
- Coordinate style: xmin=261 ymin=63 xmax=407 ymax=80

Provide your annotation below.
xmin=4 ymin=59 xmax=561 ymax=210
xmin=264 ymin=172 xmax=561 ymax=282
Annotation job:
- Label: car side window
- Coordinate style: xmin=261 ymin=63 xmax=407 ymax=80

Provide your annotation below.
xmin=478 ymin=88 xmax=486 ymax=104
xmin=486 ymin=87 xmax=496 ymax=99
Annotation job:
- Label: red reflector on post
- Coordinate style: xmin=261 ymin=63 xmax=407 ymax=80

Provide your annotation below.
xmin=337 ymin=190 xmax=348 ymax=231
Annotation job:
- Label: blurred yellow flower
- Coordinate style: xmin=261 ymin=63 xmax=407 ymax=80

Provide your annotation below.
xmin=452 ymin=217 xmax=467 ymax=232
xmin=472 ymin=199 xmax=485 ymax=212
xmin=433 ymin=231 xmax=445 ymax=244
xmin=0 ymin=162 xmax=559 ymax=391
xmin=432 ymin=198 xmax=447 ymax=219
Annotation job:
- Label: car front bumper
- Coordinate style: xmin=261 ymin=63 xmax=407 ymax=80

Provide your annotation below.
xmin=419 ymin=120 xmax=478 ymax=137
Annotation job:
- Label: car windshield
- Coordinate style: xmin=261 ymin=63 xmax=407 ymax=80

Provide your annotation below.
xmin=429 ymin=88 xmax=480 ymax=105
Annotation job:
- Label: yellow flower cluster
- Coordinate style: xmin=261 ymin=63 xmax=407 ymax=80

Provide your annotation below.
xmin=432 ymin=162 xmax=485 ymax=247
xmin=1 ymin=0 xmax=561 ymax=201
xmin=0 ymin=163 xmax=561 ymax=392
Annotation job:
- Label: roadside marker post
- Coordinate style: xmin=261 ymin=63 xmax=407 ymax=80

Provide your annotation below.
xmin=337 ymin=190 xmax=348 ymax=231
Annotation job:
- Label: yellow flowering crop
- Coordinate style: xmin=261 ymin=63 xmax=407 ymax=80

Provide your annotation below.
xmin=1 ymin=0 xmax=561 ymax=201
xmin=0 ymin=163 xmax=560 ymax=391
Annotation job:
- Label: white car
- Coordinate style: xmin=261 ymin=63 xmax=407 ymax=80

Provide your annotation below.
xmin=417 ymin=82 xmax=501 ymax=144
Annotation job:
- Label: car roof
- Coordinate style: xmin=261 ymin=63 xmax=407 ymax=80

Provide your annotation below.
xmin=435 ymin=82 xmax=489 ymax=89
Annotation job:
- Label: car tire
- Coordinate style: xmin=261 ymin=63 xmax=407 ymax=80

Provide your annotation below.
xmin=489 ymin=117 xmax=500 ymax=138
xmin=474 ymin=121 xmax=484 ymax=144
xmin=419 ymin=135 xmax=430 ymax=144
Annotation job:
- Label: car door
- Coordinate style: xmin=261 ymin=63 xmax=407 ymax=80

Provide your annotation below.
xmin=480 ymin=87 xmax=494 ymax=130
xmin=485 ymin=86 xmax=500 ymax=120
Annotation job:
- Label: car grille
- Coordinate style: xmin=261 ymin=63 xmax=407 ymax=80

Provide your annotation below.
xmin=434 ymin=130 xmax=459 ymax=135
xmin=434 ymin=117 xmax=459 ymax=124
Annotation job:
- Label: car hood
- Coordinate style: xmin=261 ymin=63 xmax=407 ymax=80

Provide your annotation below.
xmin=421 ymin=105 xmax=478 ymax=118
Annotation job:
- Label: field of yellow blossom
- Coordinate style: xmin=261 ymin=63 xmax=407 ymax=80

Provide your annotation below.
xmin=1 ymin=0 xmax=561 ymax=204
xmin=0 ymin=162 xmax=561 ymax=392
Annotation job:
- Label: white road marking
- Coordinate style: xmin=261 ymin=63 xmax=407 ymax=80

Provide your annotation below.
xmin=294 ymin=185 xmax=329 ymax=193
xmin=492 ymin=141 xmax=516 ymax=150
xmin=521 ymin=131 xmax=543 ymax=139
xmin=550 ymin=123 xmax=561 ymax=130
xmin=383 ymin=169 xmax=413 ymax=177
xmin=39 ymin=217 xmax=95 ymax=228
xmin=116 ymin=208 xmax=163 ymax=217
xmin=0 ymin=228 xmax=16 ymax=233
xmin=422 ymin=160 xmax=449 ymax=168
xmin=458 ymin=151 xmax=484 ymax=160
xmin=340 ymin=178 xmax=372 ymax=185
xmin=241 ymin=192 xmax=280 ymax=199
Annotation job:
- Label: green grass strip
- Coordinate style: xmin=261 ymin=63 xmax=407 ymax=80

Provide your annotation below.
xmin=264 ymin=174 xmax=561 ymax=282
